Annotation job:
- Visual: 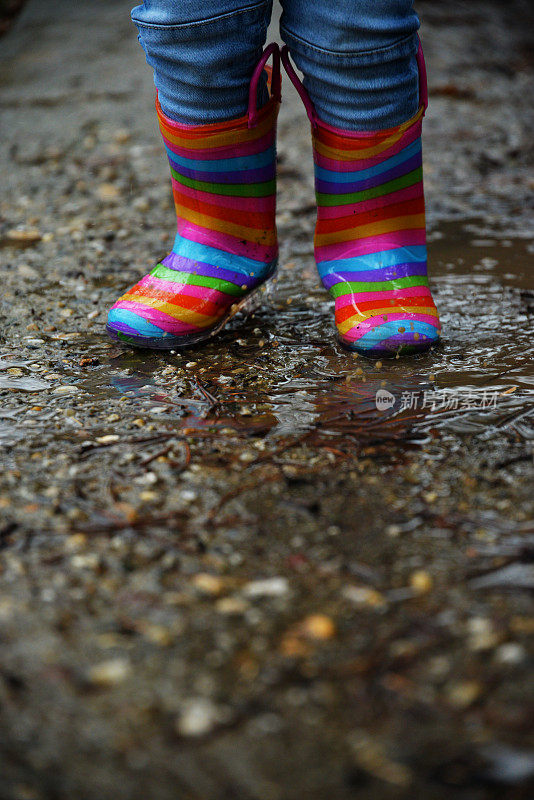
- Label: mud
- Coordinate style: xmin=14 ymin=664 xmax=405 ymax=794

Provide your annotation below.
xmin=0 ymin=1 xmax=533 ymax=799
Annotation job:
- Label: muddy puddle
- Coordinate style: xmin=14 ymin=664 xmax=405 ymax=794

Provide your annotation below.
xmin=1 ymin=221 xmax=532 ymax=460
xmin=13 ymin=221 xmax=525 ymax=455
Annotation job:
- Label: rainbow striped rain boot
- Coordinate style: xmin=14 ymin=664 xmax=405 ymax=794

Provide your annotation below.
xmin=107 ymin=45 xmax=281 ymax=349
xmin=282 ymin=44 xmax=441 ymax=357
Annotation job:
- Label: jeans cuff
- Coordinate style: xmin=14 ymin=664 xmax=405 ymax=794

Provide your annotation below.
xmin=131 ymin=1 xmax=270 ymax=31
xmin=280 ymin=26 xmax=419 ymax=66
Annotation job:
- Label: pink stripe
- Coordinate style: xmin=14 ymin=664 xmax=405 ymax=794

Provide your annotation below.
xmin=114 ymin=300 xmax=206 ymax=334
xmin=171 ymin=179 xmax=276 ymax=213
xmin=161 ymin=130 xmax=275 ymax=161
xmin=314 ymin=124 xmax=421 ymax=172
xmin=177 ymin=219 xmax=278 ymax=262
xmin=344 ymin=312 xmax=441 ymax=341
xmin=138 ymin=275 xmax=231 ymax=305
xmin=315 ymin=230 xmax=426 ymax=262
xmin=335 ymin=286 xmax=432 ymax=310
xmin=318 ymin=184 xmax=423 ymax=220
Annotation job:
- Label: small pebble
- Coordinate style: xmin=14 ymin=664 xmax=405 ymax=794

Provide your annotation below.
xmin=52 ymin=385 xmax=79 ymax=395
xmin=301 ymin=614 xmax=336 ymax=640
xmin=216 ymin=597 xmax=248 ymax=615
xmin=5 ymin=228 xmax=42 ymax=245
xmin=176 ymin=698 xmax=219 ymax=737
xmin=243 ymin=577 xmax=289 ymax=598
xmin=96 ymin=183 xmax=119 ymax=201
xmin=410 ymin=570 xmax=433 ymax=594
xmin=467 ymin=617 xmax=500 ymax=651
xmin=71 ymin=553 xmax=99 ymax=570
xmin=446 ymin=680 xmax=481 ymax=708
xmin=87 ymin=658 xmax=131 ymax=687
xmin=192 ymin=573 xmax=225 ymax=596
xmin=95 ymin=434 xmax=120 ymax=444
xmin=132 ymin=197 xmax=150 ymax=212
xmin=139 ymin=490 xmax=158 ymax=502
xmin=495 ymin=642 xmax=526 ymax=665
xmin=343 ymin=586 xmax=386 ymax=609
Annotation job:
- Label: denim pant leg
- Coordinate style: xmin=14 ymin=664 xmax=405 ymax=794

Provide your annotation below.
xmin=280 ymin=0 xmax=421 ymax=130
xmin=131 ymin=1 xmax=273 ymax=124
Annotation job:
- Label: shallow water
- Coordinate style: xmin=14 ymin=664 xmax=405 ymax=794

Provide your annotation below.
xmin=1 ymin=222 xmax=531 ymax=458
xmin=53 ymin=221 xmax=532 ymax=455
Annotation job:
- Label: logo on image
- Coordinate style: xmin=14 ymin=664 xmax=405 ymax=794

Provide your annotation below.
xmin=375 ymin=389 xmax=395 ymax=411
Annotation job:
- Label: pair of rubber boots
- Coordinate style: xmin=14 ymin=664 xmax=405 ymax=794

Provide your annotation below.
xmin=107 ymin=43 xmax=441 ymax=357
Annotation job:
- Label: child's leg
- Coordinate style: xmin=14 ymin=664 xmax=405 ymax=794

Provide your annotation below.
xmin=107 ymin=3 xmax=280 ymax=349
xmin=281 ymin=1 xmax=441 ymax=356
xmin=132 ymin=1 xmax=273 ymax=123
xmin=280 ymin=0 xmax=420 ymax=130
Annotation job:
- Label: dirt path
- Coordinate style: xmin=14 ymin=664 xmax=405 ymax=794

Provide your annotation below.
xmin=0 ymin=2 xmax=533 ymax=798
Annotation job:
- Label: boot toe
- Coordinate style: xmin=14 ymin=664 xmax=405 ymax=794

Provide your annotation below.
xmin=340 ymin=318 xmax=440 ymax=357
xmin=106 ymin=306 xmax=175 ymax=347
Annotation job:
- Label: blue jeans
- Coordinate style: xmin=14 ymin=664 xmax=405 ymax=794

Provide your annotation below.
xmin=131 ymin=1 xmax=421 ymax=130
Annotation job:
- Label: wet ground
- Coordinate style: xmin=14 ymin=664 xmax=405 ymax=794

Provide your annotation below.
xmin=0 ymin=1 xmax=533 ymax=798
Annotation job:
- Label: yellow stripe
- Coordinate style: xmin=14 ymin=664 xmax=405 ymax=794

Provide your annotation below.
xmin=158 ymin=108 xmax=277 ymax=151
xmin=338 ymin=306 xmax=439 ymax=336
xmin=313 ymin=108 xmax=424 ymax=162
xmin=314 ymin=135 xmax=402 ymax=162
xmin=176 ymin=205 xmax=277 ymax=246
xmin=314 ymin=214 xmax=426 ymax=247
xmin=120 ymin=293 xmax=217 ymax=327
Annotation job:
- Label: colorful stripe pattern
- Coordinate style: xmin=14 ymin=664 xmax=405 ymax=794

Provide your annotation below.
xmin=107 ymin=95 xmax=279 ymax=348
xmin=313 ymin=108 xmax=441 ymax=355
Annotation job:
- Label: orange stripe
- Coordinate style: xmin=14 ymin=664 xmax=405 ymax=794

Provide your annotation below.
xmin=156 ymin=93 xmax=277 ymax=136
xmin=158 ymin=104 xmax=278 ymax=150
xmin=338 ymin=305 xmax=439 ymax=334
xmin=121 ymin=293 xmax=219 ymax=326
xmin=313 ymin=107 xmax=424 ymax=153
xmin=315 ymin=214 xmax=426 ymax=247
xmin=173 ymin=193 xmax=273 ymax=230
xmin=127 ymin=284 xmax=226 ymax=318
xmin=316 ymin=197 xmax=425 ymax=235
xmin=176 ymin=206 xmax=277 ymax=245
xmin=336 ymin=295 xmax=435 ymax=324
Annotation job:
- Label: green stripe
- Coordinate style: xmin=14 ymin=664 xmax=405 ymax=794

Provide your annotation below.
xmin=151 ymin=265 xmax=244 ymax=296
xmin=316 ymin=168 xmax=422 ymax=207
xmin=329 ymin=275 xmax=429 ymax=298
xmin=170 ymin=168 xmax=275 ymax=197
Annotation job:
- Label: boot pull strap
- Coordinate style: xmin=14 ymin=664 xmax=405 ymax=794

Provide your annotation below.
xmin=416 ymin=37 xmax=428 ymax=113
xmin=280 ymin=45 xmax=318 ymax=128
xmin=248 ymin=43 xmax=282 ymax=128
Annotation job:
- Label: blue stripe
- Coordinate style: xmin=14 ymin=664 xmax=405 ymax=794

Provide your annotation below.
xmin=317 ymin=246 xmax=427 ymax=277
xmin=164 ymin=143 xmax=275 ymax=173
xmin=168 ymin=161 xmax=275 ymax=185
xmin=322 ymin=262 xmax=428 ymax=289
xmin=171 ymin=233 xmax=276 ymax=277
xmin=108 ymin=308 xmax=165 ymax=336
xmin=354 ymin=319 xmax=440 ymax=350
xmin=314 ymin=139 xmax=421 ymax=183
xmin=315 ymin=152 xmax=421 ymax=195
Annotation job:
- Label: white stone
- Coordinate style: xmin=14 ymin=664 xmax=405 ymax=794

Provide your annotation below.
xmin=243 ymin=577 xmax=289 ymax=598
